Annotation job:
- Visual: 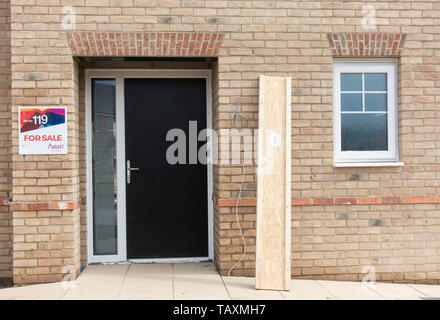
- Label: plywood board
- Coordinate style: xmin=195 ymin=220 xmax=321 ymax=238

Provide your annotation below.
xmin=255 ymin=75 xmax=291 ymax=291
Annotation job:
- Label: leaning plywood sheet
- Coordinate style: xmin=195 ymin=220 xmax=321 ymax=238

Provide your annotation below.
xmin=255 ymin=75 xmax=291 ymax=291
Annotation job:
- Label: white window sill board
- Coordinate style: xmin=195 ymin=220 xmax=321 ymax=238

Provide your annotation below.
xmin=333 ymin=161 xmax=404 ymax=168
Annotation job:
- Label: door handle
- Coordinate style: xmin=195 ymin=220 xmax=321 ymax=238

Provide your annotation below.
xmin=126 ymin=160 xmax=140 ymax=184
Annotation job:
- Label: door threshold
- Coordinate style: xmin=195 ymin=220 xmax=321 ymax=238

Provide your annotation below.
xmin=88 ymin=257 xmax=212 ymax=265
xmin=129 ymin=257 xmax=211 ymax=264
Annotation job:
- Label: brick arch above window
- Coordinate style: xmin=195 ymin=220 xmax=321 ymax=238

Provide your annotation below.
xmin=66 ymin=31 xmax=224 ymax=57
xmin=327 ymin=33 xmax=407 ymax=57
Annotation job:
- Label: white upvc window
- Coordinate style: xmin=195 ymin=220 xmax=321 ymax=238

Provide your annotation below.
xmin=333 ymin=60 xmax=402 ymax=167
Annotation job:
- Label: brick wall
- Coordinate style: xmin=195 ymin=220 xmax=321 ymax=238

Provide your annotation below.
xmin=291 ymin=203 xmax=440 ymax=283
xmin=10 ymin=0 xmax=82 ymax=282
xmin=0 ymin=0 xmax=11 ymax=283
xmin=7 ymin=0 xmax=440 ymax=284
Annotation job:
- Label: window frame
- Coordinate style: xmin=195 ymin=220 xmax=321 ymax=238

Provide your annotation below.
xmin=333 ymin=61 xmax=399 ymax=165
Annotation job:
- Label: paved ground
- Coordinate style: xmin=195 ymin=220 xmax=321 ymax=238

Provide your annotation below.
xmin=0 ymin=262 xmax=439 ymax=300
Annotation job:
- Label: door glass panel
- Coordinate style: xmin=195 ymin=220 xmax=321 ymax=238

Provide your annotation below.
xmin=92 ymin=79 xmax=117 ymax=255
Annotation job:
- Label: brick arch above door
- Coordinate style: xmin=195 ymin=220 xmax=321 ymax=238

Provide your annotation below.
xmin=66 ymin=31 xmax=224 ymax=57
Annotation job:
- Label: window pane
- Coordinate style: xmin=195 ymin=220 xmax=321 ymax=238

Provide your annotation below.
xmin=341 ymin=113 xmax=388 ymax=151
xmin=341 ymin=93 xmax=363 ymax=111
xmin=365 ymin=93 xmax=387 ymax=111
xmin=341 ymin=73 xmax=362 ymax=91
xmin=92 ymin=79 xmax=117 ymax=255
xmin=365 ymin=73 xmax=387 ymax=91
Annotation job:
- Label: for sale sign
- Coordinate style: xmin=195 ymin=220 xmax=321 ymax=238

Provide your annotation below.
xmin=19 ymin=107 xmax=68 ymax=155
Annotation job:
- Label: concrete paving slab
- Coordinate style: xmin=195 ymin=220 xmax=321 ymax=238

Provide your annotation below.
xmin=5 ymin=283 xmax=68 ymax=300
xmin=222 ymin=276 xmax=284 ymax=300
xmin=73 ymin=264 xmax=129 ymax=283
xmin=280 ymin=280 xmax=334 ymax=300
xmin=369 ymin=283 xmax=426 ymax=300
xmin=317 ymin=280 xmax=385 ymax=300
xmin=61 ymin=282 xmax=123 ymax=300
xmin=1 ymin=263 xmax=440 ymax=300
xmin=173 ymin=263 xmax=229 ymax=300
xmin=118 ymin=264 xmax=173 ymax=300
xmin=61 ymin=264 xmax=129 ymax=300
xmin=0 ymin=287 xmax=15 ymax=300
xmin=408 ymin=284 xmax=440 ymax=298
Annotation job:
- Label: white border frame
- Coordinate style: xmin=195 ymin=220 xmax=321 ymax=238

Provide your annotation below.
xmin=86 ymin=69 xmax=214 ymax=263
xmin=333 ymin=61 xmax=399 ymax=165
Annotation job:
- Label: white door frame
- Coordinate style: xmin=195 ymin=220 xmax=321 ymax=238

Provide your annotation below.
xmin=86 ymin=69 xmax=214 ymax=263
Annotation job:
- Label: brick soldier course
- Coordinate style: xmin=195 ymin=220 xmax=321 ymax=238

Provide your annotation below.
xmin=0 ymin=0 xmax=439 ymax=285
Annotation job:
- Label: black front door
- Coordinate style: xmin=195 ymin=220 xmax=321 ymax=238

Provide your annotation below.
xmin=125 ymin=78 xmax=208 ymax=259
